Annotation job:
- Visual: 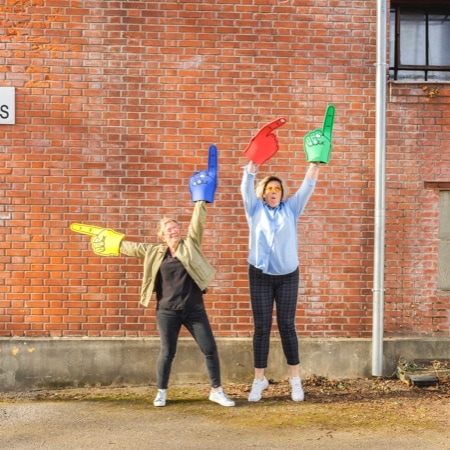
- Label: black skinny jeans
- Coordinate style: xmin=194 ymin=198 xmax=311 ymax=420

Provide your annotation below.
xmin=156 ymin=307 xmax=221 ymax=389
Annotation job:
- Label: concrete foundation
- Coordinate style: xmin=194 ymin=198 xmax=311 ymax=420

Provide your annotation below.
xmin=0 ymin=337 xmax=448 ymax=391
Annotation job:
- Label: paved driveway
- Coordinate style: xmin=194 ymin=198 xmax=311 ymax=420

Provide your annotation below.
xmin=1 ymin=398 xmax=448 ymax=449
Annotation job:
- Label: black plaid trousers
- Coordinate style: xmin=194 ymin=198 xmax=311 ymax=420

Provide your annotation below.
xmin=248 ymin=264 xmax=300 ymax=368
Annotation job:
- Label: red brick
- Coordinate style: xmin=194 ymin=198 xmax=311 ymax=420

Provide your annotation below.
xmin=1 ymin=1 xmax=449 ymax=338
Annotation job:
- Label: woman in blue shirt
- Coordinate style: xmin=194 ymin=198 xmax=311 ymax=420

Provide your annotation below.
xmin=241 ymin=160 xmax=320 ymax=402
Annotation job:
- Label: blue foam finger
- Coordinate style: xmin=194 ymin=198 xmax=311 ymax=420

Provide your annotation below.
xmin=208 ymin=144 xmax=218 ymax=180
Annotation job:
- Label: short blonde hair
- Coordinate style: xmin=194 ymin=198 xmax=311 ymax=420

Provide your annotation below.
xmin=157 ymin=218 xmax=179 ymax=238
xmin=255 ymin=175 xmax=287 ymax=201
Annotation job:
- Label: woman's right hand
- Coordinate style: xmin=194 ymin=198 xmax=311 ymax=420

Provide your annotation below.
xmin=248 ymin=161 xmax=258 ymax=174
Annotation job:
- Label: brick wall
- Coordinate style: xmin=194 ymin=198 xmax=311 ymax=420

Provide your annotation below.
xmin=1 ymin=1 xmax=449 ymax=338
xmin=384 ymin=84 xmax=450 ymax=335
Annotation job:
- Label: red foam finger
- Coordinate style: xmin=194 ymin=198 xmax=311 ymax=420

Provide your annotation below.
xmin=260 ymin=117 xmax=287 ymax=135
xmin=244 ymin=117 xmax=287 ymax=165
xmin=244 ymin=134 xmax=279 ymax=165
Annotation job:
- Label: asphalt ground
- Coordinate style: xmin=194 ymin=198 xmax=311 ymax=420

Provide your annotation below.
xmin=0 ymin=381 xmax=448 ymax=450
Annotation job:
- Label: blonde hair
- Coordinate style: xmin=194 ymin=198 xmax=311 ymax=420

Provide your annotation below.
xmin=255 ymin=175 xmax=287 ymax=201
xmin=157 ymin=217 xmax=179 ymax=238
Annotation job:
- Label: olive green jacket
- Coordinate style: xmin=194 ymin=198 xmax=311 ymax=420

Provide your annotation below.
xmin=120 ymin=201 xmax=215 ymax=307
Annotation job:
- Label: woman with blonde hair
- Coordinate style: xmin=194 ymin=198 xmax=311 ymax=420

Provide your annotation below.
xmin=241 ymin=160 xmax=320 ymax=402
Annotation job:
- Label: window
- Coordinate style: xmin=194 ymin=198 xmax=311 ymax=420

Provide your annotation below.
xmin=390 ymin=1 xmax=450 ymax=81
xmin=438 ymin=191 xmax=450 ymax=290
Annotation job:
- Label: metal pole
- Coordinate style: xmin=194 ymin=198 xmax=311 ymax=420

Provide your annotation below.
xmin=372 ymin=0 xmax=387 ymax=377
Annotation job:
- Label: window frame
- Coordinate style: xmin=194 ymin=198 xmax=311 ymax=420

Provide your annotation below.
xmin=390 ymin=1 xmax=450 ymax=82
xmin=438 ymin=191 xmax=450 ymax=291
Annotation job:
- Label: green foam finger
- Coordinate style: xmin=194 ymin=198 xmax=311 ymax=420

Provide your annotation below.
xmin=322 ymin=104 xmax=336 ymax=142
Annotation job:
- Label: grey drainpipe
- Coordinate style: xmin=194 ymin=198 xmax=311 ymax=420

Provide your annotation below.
xmin=372 ymin=0 xmax=387 ymax=377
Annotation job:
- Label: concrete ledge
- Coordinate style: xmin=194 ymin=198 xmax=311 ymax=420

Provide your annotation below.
xmin=0 ymin=337 xmax=449 ymax=390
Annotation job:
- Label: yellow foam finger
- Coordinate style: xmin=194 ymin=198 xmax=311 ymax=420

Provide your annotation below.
xmin=70 ymin=223 xmax=104 ymax=236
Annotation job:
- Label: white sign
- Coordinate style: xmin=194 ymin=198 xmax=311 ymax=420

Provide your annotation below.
xmin=0 ymin=87 xmax=15 ymax=124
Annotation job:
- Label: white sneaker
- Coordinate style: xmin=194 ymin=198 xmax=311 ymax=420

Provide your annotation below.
xmin=290 ymin=377 xmax=304 ymax=402
xmin=209 ymin=387 xmax=235 ymax=407
xmin=248 ymin=376 xmax=269 ymax=402
xmin=153 ymin=389 xmax=167 ymax=407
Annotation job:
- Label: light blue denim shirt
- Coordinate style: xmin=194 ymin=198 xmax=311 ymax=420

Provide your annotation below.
xmin=240 ymin=167 xmax=316 ymax=275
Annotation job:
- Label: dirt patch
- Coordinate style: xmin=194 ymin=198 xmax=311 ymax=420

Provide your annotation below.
xmin=1 ymin=375 xmax=448 ymax=427
xmin=3 ymin=374 xmax=448 ymax=403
